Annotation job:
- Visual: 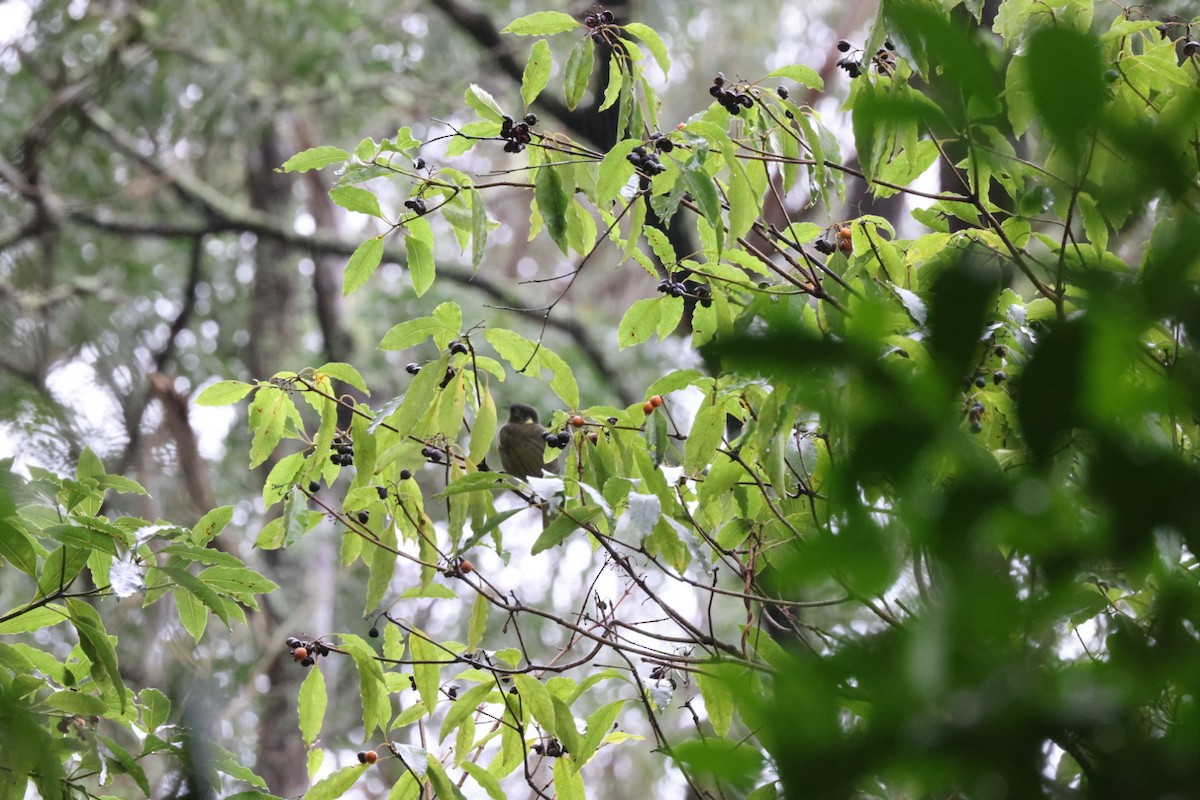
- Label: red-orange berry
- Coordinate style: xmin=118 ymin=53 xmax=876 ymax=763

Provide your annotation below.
xmin=837 ymin=226 xmax=853 ymax=254
xmin=292 ymin=646 xmax=308 ymax=662
xmin=570 ymin=415 xmax=585 ymax=428
xmin=362 ymin=750 xmax=378 ymax=764
xmin=650 ymin=395 xmax=663 ymax=408
xmin=459 ymin=559 xmax=474 ymax=574
xmin=643 ymin=401 xmax=655 ymax=415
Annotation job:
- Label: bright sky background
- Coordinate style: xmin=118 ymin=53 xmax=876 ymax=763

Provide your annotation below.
xmin=0 ymin=2 xmax=30 ymax=45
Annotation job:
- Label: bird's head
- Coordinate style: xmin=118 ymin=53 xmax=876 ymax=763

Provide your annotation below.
xmin=508 ymin=403 xmax=540 ymax=425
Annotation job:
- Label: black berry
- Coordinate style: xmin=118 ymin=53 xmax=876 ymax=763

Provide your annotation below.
xmin=399 ymin=469 xmax=412 ymax=480
xmin=368 ymin=626 xmax=380 ymax=638
xmin=376 ymin=485 xmax=388 ymax=500
xmin=993 ymin=371 xmax=1007 ymax=385
xmin=524 ymin=113 xmax=538 ymax=126
xmin=413 ymin=157 xmax=426 ymax=170
xmin=357 ymin=510 xmax=370 ymax=524
xmin=837 ymin=40 xmax=852 ymax=52
xmin=406 ymin=362 xmax=421 ymax=374
xmin=777 ymin=86 xmax=789 ymax=100
xmin=308 ymin=481 xmax=320 ymax=493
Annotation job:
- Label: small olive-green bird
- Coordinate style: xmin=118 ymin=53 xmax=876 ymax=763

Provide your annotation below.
xmin=498 ymin=403 xmax=556 ymax=479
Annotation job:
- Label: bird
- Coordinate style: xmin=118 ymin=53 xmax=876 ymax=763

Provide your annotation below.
xmin=498 ymin=403 xmax=556 ymax=479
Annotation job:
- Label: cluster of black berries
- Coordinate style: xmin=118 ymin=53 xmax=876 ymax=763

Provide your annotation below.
xmin=627 ymin=142 xmax=668 ymax=191
xmin=835 ymin=39 xmax=896 ymax=78
xmin=286 ymin=636 xmax=330 ymax=668
xmin=584 ymin=9 xmax=615 ymax=27
xmin=404 ymin=197 xmax=427 ymax=215
xmin=500 ymin=114 xmax=537 ymax=154
xmin=656 ymin=273 xmax=713 ymax=307
xmin=421 ymin=445 xmax=446 ymax=464
xmin=542 ymin=429 xmax=572 ymax=449
xmin=532 ymin=737 xmax=568 ymax=757
xmin=708 ymin=73 xmax=754 ymax=114
xmin=331 ymin=433 xmax=354 ymax=467
xmin=970 ymin=370 xmax=1007 ymax=389
xmin=967 ymin=401 xmax=985 ymax=434
xmin=449 ymin=340 xmax=468 ymax=355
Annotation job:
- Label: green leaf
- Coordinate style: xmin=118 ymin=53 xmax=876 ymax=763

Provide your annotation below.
xmin=409 ymin=627 xmax=446 ymax=715
xmin=534 ymin=164 xmax=570 ymax=254
xmin=342 ymin=634 xmax=389 ymax=736
xmin=577 ymin=699 xmax=624 ymax=764
xmin=564 ymin=36 xmax=595 ymax=111
xmin=465 ymin=84 xmax=505 ymax=122
xmin=0 ymin=523 xmax=38 ymax=577
xmin=159 ymin=566 xmax=231 ymax=627
xmin=483 ymin=329 xmax=579 ymax=408
xmin=685 ymin=403 xmax=727 ymax=474
xmin=98 ymin=733 xmax=151 ymax=795
xmin=279 ymin=146 xmax=350 ymax=173
xmin=522 ymin=39 xmax=552 ymax=107
xmin=596 ymin=140 xmax=640 ymax=206
xmin=439 ymin=682 xmax=494 ymax=744
xmin=198 ymin=565 xmax=279 ymax=601
xmin=467 ymin=590 xmax=489 ymax=650
xmin=696 ymin=666 xmax=735 ymax=736
xmin=501 ymin=11 xmax=579 ymax=35
xmin=469 ymin=188 xmax=488 ymax=270
xmin=194 ymin=380 xmax=255 ymax=406
xmin=618 ymin=298 xmax=663 ymax=350
xmin=513 ymin=673 xmax=555 ymax=731
xmin=263 ymin=452 xmax=304 ymax=509
xmin=532 ymin=505 xmax=604 ymax=553
xmin=405 ymin=217 xmax=436 ymax=296
xmin=139 ymin=687 xmax=171 ymax=731
xmin=67 ymin=598 xmax=126 ymax=712
xmin=427 ymin=758 xmax=469 ymax=800
xmin=315 ymin=362 xmax=370 ymax=395
xmin=552 ymin=748 xmax=585 ymax=800
xmin=623 ymin=22 xmax=669 ymax=76
xmin=461 ymin=762 xmax=506 ymax=800
xmin=248 ymin=387 xmax=296 ymax=469
xmin=1025 ymin=26 xmax=1105 ymax=153
xmin=192 ymin=505 xmax=234 ymax=544
xmin=330 ymin=185 xmax=383 ymax=218
xmin=378 ymin=315 xmax=441 ymax=350
xmin=305 ymin=764 xmax=368 ymax=800
xmin=298 ymin=664 xmax=327 ymax=748
xmin=764 ymin=64 xmax=824 ymax=91
xmin=45 ymin=689 xmax=108 ymax=716
xmin=598 ymin=53 xmax=623 ymax=113
xmin=344 ymin=236 xmax=385 ymax=297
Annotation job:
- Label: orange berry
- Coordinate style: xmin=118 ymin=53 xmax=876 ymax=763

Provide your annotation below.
xmin=837 ymin=226 xmax=853 ymax=254
xmin=643 ymin=401 xmax=655 ymax=415
xmin=650 ymin=395 xmax=663 ymax=408
xmin=363 ymin=750 xmax=378 ymax=764
xmin=570 ymin=415 xmax=585 ymax=428
xmin=459 ymin=559 xmax=474 ymax=574
xmin=292 ymin=646 xmax=308 ymax=662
